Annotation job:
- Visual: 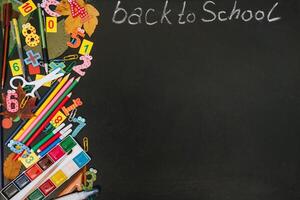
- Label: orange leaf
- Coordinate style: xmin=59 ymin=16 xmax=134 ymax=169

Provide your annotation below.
xmin=55 ymin=0 xmax=71 ymax=16
xmin=65 ymin=15 xmax=83 ymax=34
xmin=4 ymin=153 xmax=22 ymax=180
xmin=85 ymin=4 xmax=100 ymax=17
xmin=84 ymin=16 xmax=98 ymax=37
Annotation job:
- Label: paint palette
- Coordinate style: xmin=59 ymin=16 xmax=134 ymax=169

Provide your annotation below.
xmin=1 ymin=136 xmax=91 ymax=200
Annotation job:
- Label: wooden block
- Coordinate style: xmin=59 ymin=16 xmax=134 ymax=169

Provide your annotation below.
xmin=50 ymin=111 xmax=67 ymax=128
xmin=18 ymin=0 xmax=37 ymax=16
xmin=19 ymin=150 xmax=39 ymax=168
xmin=9 ymin=59 xmax=24 ymax=76
xmin=46 ymin=17 xmax=57 ymax=33
xmin=79 ymin=39 xmax=93 ymax=55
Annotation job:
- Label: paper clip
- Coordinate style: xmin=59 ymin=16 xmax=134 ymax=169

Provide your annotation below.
xmin=83 ymin=137 xmax=89 ymax=152
xmin=20 ymin=96 xmax=30 ymax=109
xmin=68 ymin=108 xmax=77 ymax=122
xmin=64 ymin=54 xmax=78 ymax=61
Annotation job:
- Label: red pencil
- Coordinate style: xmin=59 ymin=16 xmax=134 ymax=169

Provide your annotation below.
xmin=14 ymin=93 xmax=72 ymax=160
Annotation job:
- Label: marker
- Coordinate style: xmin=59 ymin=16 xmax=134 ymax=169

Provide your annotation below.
xmin=54 ymin=189 xmax=99 ymax=200
xmin=39 ymin=129 xmax=72 ymax=158
xmin=37 ymin=124 xmax=73 ymax=153
xmin=32 ymin=123 xmax=66 ymax=152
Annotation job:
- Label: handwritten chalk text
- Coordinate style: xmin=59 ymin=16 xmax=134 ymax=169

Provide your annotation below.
xmin=112 ymin=1 xmax=281 ymax=25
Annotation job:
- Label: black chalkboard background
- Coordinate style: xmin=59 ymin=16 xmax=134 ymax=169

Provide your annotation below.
xmin=3 ymin=0 xmax=300 ymax=199
xmin=83 ymin=0 xmax=300 ymax=199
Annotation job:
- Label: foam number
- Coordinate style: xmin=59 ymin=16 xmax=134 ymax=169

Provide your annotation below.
xmin=9 ymin=59 xmax=24 ymax=76
xmin=6 ymin=90 xmax=19 ymax=113
xmin=79 ymin=39 xmax=94 ymax=55
xmin=71 ymin=116 xmax=86 ymax=137
xmin=62 ymin=98 xmax=83 ymax=116
xmin=68 ymin=0 xmax=88 ymax=20
xmin=49 ymin=62 xmax=66 ymax=73
xmin=18 ymin=0 xmax=37 ymax=16
xmin=67 ymin=28 xmax=85 ymax=49
xmin=73 ymin=55 xmax=92 ymax=76
xmin=46 ymin=17 xmax=57 ymax=32
xmin=51 ymin=111 xmax=67 ymax=128
xmin=82 ymin=168 xmax=97 ymax=191
xmin=41 ymin=0 xmax=61 ymax=17
xmin=7 ymin=140 xmax=31 ymax=158
xmin=22 ymin=23 xmax=40 ymax=47
xmin=19 ymin=150 xmax=39 ymax=168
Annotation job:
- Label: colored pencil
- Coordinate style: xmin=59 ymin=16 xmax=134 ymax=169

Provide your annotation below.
xmin=22 ymin=77 xmax=80 ymax=143
xmin=17 ymin=76 xmax=74 ymax=142
xmin=14 ymin=93 xmax=71 ymax=160
xmin=25 ymin=93 xmax=71 ymax=145
xmin=5 ymin=81 xmax=59 ymax=145
xmin=14 ymin=74 xmax=70 ymax=141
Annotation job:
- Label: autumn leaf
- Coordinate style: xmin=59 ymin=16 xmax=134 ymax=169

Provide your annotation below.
xmin=65 ymin=14 xmax=82 ymax=34
xmin=55 ymin=0 xmax=71 ymax=16
xmin=83 ymin=16 xmax=98 ymax=37
xmin=85 ymin=4 xmax=100 ymax=17
xmin=4 ymin=153 xmax=22 ymax=180
xmin=55 ymin=0 xmax=100 ymax=36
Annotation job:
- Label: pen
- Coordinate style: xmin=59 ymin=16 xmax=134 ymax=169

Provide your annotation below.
xmin=12 ymin=18 xmax=26 ymax=77
xmin=1 ymin=1 xmax=12 ymax=89
xmin=38 ymin=3 xmax=49 ymax=74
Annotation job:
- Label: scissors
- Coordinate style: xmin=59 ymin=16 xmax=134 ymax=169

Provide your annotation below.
xmin=10 ymin=68 xmax=64 ymax=97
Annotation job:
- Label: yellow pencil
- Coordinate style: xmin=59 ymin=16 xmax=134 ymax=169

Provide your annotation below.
xmin=14 ymin=74 xmax=70 ymax=140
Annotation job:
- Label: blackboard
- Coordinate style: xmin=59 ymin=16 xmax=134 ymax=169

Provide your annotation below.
xmin=3 ymin=0 xmax=300 ymax=199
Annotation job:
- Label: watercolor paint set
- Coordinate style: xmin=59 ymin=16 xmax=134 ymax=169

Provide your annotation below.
xmin=0 ymin=136 xmax=91 ymax=200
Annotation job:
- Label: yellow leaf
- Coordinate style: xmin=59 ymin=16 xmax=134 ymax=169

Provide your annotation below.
xmin=85 ymin=4 xmax=100 ymax=17
xmin=77 ymin=0 xmax=85 ymax=7
xmin=55 ymin=0 xmax=71 ymax=16
xmin=65 ymin=15 xmax=83 ymax=34
xmin=4 ymin=153 xmax=22 ymax=180
xmin=84 ymin=16 xmax=98 ymax=37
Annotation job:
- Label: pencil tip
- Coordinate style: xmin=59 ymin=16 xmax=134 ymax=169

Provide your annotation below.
xmin=76 ymin=77 xmax=81 ymax=81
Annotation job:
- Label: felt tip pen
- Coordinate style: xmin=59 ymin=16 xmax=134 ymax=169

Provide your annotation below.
xmin=32 ymin=123 xmax=66 ymax=152
xmin=54 ymin=189 xmax=99 ymax=200
xmin=39 ymin=129 xmax=72 ymax=157
xmin=37 ymin=124 xmax=73 ymax=153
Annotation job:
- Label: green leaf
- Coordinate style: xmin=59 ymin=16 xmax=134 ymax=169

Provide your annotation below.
xmin=24 ymin=19 xmax=70 ymax=59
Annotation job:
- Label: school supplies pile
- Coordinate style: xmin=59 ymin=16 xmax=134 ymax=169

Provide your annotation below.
xmin=0 ymin=0 xmax=100 ymax=199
